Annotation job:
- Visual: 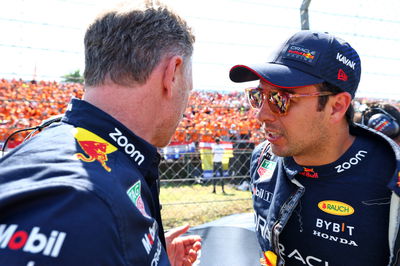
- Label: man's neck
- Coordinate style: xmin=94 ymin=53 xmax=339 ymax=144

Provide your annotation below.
xmin=83 ymin=83 xmax=161 ymax=146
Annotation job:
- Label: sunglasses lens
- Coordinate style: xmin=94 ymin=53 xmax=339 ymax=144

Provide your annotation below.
xmin=247 ymin=89 xmax=263 ymax=109
xmin=268 ymin=91 xmax=289 ymax=114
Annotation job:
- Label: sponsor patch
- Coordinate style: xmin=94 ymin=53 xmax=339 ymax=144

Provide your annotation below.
xmin=0 ymin=224 xmax=66 ymax=258
xmin=73 ymin=127 xmax=117 ymax=172
xmin=257 ymin=159 xmax=277 ymax=182
xmin=127 ymin=181 xmax=150 ymax=218
xmin=283 ymin=45 xmax=319 ymax=65
xmin=262 ymin=250 xmax=277 ymax=266
xmin=334 ymin=150 xmax=367 ymax=173
xmin=318 ymin=200 xmax=354 ymax=216
xmin=313 ymin=218 xmax=357 ymax=246
xmin=109 ymin=127 xmax=145 ymax=166
xmin=299 ymin=167 xmax=319 ymax=178
xmin=336 ymin=53 xmax=356 ymax=70
xmin=142 ymin=221 xmax=158 ymax=254
xmin=279 ymin=244 xmax=329 ymax=265
xmin=337 ymin=69 xmax=348 ymax=81
xmin=253 ymin=186 xmax=273 ymax=203
xmin=151 ymin=240 xmax=162 ymax=266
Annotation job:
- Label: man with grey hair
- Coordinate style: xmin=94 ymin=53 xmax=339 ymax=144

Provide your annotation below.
xmin=0 ymin=1 xmax=201 ymax=265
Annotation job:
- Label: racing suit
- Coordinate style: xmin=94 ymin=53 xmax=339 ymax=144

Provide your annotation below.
xmin=251 ymin=124 xmax=400 ymax=266
xmin=0 ymin=98 xmax=170 ymax=265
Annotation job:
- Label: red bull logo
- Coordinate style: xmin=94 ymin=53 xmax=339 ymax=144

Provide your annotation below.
xmin=299 ymin=167 xmax=319 ymax=178
xmin=73 ymin=127 xmax=117 ymax=172
xmin=303 ymin=52 xmax=315 ymax=59
xmin=287 ymin=50 xmax=315 ymax=60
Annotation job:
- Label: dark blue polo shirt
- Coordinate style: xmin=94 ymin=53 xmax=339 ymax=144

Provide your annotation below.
xmin=0 ymin=98 xmax=170 ymax=265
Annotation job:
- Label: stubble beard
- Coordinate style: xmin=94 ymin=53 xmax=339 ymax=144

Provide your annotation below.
xmin=269 ymin=119 xmax=330 ymax=163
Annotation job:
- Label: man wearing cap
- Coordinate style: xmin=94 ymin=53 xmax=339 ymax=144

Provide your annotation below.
xmin=229 ymin=30 xmax=400 ymax=265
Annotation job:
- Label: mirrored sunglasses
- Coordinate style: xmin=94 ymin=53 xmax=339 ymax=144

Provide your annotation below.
xmin=245 ymin=87 xmax=333 ymax=115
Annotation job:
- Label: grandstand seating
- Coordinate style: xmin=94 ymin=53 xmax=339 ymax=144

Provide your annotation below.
xmin=2 ymin=78 xmax=399 ymax=149
xmin=0 ymin=79 xmax=264 ymax=148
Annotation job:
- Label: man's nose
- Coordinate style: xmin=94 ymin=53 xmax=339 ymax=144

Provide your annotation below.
xmin=256 ymin=100 xmax=277 ymax=124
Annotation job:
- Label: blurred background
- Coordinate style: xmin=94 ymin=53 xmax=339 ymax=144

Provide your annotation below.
xmin=1 ymin=0 xmax=399 ymax=229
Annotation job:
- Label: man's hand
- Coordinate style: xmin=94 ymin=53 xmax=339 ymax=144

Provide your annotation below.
xmin=165 ymin=224 xmax=202 ymax=266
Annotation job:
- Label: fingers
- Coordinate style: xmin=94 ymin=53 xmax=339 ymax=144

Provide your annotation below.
xmin=178 ymin=235 xmax=202 ymax=245
xmin=185 ymin=241 xmax=201 ymax=253
xmin=165 ymin=224 xmax=190 ymax=240
xmin=182 ymin=248 xmax=200 ymax=266
xmin=183 ymin=239 xmax=201 ymax=266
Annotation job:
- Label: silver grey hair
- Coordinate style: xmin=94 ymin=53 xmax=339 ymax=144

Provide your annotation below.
xmin=84 ymin=0 xmax=195 ymax=87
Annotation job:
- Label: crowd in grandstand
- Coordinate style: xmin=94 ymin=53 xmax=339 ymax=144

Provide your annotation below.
xmin=0 ymin=78 xmax=399 ymax=149
xmin=0 ymin=79 xmax=83 ymax=148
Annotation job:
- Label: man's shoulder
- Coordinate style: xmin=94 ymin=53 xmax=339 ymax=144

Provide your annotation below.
xmin=352 ymin=123 xmax=400 ymax=195
xmin=351 ymin=123 xmax=400 ymax=157
xmin=0 ymin=122 xmax=132 ymax=198
xmin=0 ymin=185 xmax=129 ymax=265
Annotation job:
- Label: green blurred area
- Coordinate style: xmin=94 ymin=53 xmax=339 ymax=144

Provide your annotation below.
xmin=160 ymin=184 xmax=252 ymax=230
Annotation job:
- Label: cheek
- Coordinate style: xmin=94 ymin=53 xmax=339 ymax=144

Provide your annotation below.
xmin=284 ymin=112 xmax=322 ymax=139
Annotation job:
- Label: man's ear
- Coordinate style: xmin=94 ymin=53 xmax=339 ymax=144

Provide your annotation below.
xmin=329 ymin=92 xmax=352 ymax=123
xmin=163 ymin=55 xmax=183 ymax=99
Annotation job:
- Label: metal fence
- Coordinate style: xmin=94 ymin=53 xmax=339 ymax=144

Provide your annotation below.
xmin=158 ymin=141 xmax=255 ymax=229
xmin=0 ymin=81 xmax=260 ymax=229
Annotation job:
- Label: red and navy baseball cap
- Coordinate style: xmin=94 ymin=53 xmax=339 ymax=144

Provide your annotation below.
xmin=229 ymin=30 xmax=361 ymax=98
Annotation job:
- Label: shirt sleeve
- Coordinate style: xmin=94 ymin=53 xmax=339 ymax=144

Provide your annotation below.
xmin=0 ymin=185 xmax=127 ymax=266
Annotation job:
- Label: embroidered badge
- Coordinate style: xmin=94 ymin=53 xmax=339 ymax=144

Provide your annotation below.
xmin=283 ymin=45 xmax=319 ymax=65
xmin=299 ymin=167 xmax=319 ymax=178
xmin=257 ymin=159 xmax=277 ymax=182
xmin=127 ymin=181 xmax=150 ymax=218
xmin=73 ymin=127 xmax=117 ymax=172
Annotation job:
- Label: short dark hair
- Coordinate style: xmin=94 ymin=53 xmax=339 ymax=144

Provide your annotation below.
xmin=317 ymin=82 xmax=354 ymax=125
xmin=84 ymin=1 xmax=195 ymax=87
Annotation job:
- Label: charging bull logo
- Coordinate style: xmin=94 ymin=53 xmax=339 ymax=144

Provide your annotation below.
xmin=299 ymin=167 xmax=319 ymax=178
xmin=73 ymin=127 xmax=117 ymax=172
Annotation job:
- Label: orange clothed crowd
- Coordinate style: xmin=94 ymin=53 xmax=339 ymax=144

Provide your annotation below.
xmin=0 ymin=79 xmax=84 ymax=148
xmin=0 ymin=79 xmax=264 ymax=149
xmin=172 ymin=91 xmax=263 ymax=143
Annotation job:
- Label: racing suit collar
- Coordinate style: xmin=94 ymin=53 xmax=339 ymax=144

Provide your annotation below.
xmin=62 ymin=98 xmax=161 ymax=180
xmin=282 ymin=136 xmax=366 ymax=179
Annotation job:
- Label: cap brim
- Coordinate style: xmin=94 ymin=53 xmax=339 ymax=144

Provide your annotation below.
xmin=229 ymin=63 xmax=323 ymax=88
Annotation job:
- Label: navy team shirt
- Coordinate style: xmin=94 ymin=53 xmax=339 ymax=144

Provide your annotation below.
xmin=0 ymin=98 xmax=170 ymax=265
xmin=279 ymin=135 xmax=393 ymax=265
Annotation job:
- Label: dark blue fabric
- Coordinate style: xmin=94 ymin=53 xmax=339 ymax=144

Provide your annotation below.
xmin=280 ymin=135 xmax=392 ymax=265
xmin=229 ymin=31 xmax=362 ymax=97
xmin=0 ymin=98 xmax=169 ymax=265
xmin=250 ymin=124 xmax=400 ymax=266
